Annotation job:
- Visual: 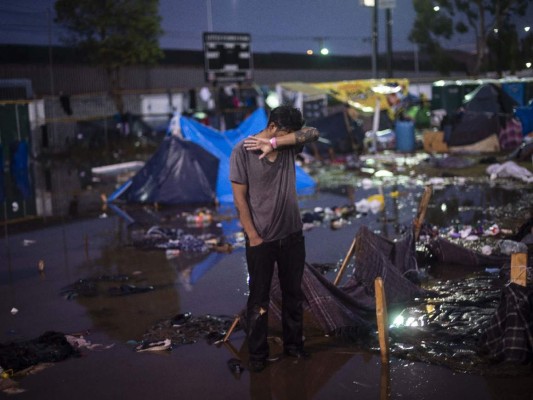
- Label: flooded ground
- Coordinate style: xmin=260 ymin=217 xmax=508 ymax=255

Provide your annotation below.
xmin=1 ymin=151 xmax=532 ymax=399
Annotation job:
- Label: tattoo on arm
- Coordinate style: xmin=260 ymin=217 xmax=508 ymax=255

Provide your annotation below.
xmin=294 ymin=127 xmax=319 ymax=144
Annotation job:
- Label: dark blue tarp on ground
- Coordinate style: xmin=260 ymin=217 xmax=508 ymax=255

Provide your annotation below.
xmin=109 ymin=136 xmax=219 ymax=205
xmin=180 ymin=108 xmax=316 ymax=203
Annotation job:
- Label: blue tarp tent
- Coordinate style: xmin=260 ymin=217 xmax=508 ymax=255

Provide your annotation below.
xmin=108 ymin=136 xmax=219 ymax=204
xmin=180 ymin=108 xmax=316 ymax=203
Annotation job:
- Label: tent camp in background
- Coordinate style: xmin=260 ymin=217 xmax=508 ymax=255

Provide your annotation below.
xmin=307 ymin=110 xmax=365 ymax=159
xmin=180 ymin=107 xmax=316 ymax=203
xmin=109 ymin=108 xmax=316 ymax=205
xmin=108 ymin=137 xmax=219 ymax=205
xmin=309 ymin=78 xmax=410 ymax=115
xmin=445 ymin=83 xmax=520 ymax=151
xmin=275 ymin=82 xmax=328 ymax=122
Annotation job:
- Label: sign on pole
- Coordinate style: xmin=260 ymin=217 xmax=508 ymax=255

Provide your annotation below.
xmin=203 ymin=32 xmax=253 ymax=83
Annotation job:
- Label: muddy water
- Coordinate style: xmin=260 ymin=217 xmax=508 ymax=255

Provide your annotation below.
xmin=1 ymin=159 xmax=532 ymax=399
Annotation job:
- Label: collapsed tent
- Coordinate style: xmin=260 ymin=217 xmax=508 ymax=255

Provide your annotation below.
xmin=427 ymin=237 xmax=510 ymax=267
xmin=478 ymin=283 xmax=533 ymax=364
xmin=108 ymin=136 xmax=219 ymax=204
xmin=180 ymin=107 xmax=316 ymax=203
xmin=263 ymin=226 xmax=426 ymax=336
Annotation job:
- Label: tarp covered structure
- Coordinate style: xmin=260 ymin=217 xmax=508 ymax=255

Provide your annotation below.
xmin=446 ymin=83 xmax=519 ymax=147
xmin=180 ymin=107 xmax=316 ymax=203
xmin=109 ymin=108 xmax=316 ymax=205
xmin=310 ymin=78 xmax=410 ymax=114
xmin=108 ymin=136 xmax=219 ymax=204
xmin=307 ymin=110 xmax=360 ymax=157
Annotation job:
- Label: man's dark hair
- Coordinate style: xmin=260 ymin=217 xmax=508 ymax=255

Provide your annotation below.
xmin=268 ymin=105 xmax=305 ymax=132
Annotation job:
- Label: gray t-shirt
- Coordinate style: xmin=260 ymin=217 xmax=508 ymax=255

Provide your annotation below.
xmin=229 ymin=140 xmax=303 ymax=242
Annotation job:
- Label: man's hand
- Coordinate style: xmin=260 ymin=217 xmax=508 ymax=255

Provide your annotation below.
xmin=243 ymin=136 xmax=274 ymax=159
xmin=248 ymin=236 xmax=264 ymax=247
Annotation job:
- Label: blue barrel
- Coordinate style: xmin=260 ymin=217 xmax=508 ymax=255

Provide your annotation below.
xmin=395 ymin=120 xmax=415 ymax=152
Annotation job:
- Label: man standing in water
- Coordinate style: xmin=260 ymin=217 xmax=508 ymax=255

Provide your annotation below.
xmin=229 ymin=105 xmax=319 ymax=372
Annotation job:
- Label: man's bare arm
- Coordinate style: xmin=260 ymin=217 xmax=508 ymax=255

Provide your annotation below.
xmin=242 ymin=127 xmax=319 ymax=158
xmin=231 ymin=181 xmax=263 ymax=246
xmin=277 ymin=127 xmax=319 ymax=147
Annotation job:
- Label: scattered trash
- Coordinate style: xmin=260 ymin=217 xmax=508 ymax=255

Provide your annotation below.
xmin=10 ymin=308 xmax=18 ymax=315
xmin=171 ymin=312 xmax=192 ymax=327
xmin=38 ymin=260 xmax=45 ymax=273
xmin=135 ymin=338 xmax=172 ymax=352
xmin=22 ymin=239 xmax=35 ymax=246
xmin=66 ymin=334 xmax=115 ymax=351
xmin=481 ymin=245 xmax=493 ymax=255
xmin=140 ymin=314 xmax=236 ymax=348
xmin=227 ymin=358 xmax=244 ymax=377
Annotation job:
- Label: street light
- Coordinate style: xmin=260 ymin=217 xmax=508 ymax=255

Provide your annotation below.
xmin=525 ymin=26 xmax=530 ymax=32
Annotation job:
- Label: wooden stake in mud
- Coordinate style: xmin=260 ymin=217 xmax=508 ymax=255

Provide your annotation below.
xmin=333 ymin=236 xmax=358 ymax=286
xmin=511 ymin=253 xmax=527 ymax=287
xmin=413 ymin=185 xmax=433 ymax=241
xmin=374 ymin=277 xmax=389 ymax=363
xmin=222 ymin=315 xmax=240 ymax=343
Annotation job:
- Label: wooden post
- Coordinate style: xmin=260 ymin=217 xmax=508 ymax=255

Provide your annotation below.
xmin=379 ymin=361 xmax=391 ymax=400
xmin=222 ymin=315 xmax=240 ymax=343
xmin=374 ymin=277 xmax=389 ymax=363
xmin=511 ymin=253 xmax=527 ymax=287
xmin=413 ymin=185 xmax=433 ymax=241
xmin=333 ymin=236 xmax=358 ymax=286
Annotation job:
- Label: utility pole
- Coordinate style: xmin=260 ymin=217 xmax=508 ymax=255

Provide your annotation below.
xmin=386 ymin=8 xmax=393 ymax=77
xmin=206 ymin=0 xmax=213 ymax=32
xmin=372 ymin=1 xmax=378 ymax=78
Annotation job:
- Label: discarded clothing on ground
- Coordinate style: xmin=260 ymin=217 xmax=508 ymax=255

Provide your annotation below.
xmin=478 ymin=283 xmax=533 ymax=364
xmin=132 ymin=226 xmax=210 ymax=252
xmin=486 ymin=161 xmax=533 ymax=183
xmin=0 ymin=331 xmax=79 ymax=372
xmin=140 ymin=313 xmax=235 ymax=348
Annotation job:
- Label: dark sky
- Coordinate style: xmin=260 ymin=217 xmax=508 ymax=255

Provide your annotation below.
xmin=0 ymin=0 xmax=532 ymax=57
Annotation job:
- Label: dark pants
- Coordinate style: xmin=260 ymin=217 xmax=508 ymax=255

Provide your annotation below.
xmin=245 ymin=230 xmax=306 ymax=361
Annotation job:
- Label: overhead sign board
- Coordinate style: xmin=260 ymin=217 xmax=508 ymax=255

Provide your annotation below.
xmin=203 ymin=32 xmax=253 ymax=83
